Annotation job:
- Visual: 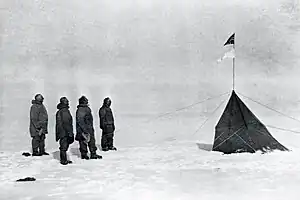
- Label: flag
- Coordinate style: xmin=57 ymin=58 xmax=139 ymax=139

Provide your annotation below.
xmin=217 ymin=33 xmax=236 ymax=63
xmin=224 ymin=33 xmax=235 ymax=46
xmin=217 ymin=47 xmax=235 ymax=63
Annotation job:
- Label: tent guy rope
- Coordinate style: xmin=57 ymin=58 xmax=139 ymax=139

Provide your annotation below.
xmin=145 ymin=91 xmax=230 ymax=123
xmin=237 ymin=92 xmax=300 ymax=124
xmin=114 ymin=91 xmax=230 ymax=134
xmin=193 ymin=95 xmax=229 ymax=135
xmin=235 ymin=92 xmax=300 ymax=135
xmin=266 ymin=125 xmax=300 ymax=134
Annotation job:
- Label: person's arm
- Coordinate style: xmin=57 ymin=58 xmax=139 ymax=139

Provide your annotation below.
xmin=62 ymin=110 xmax=74 ymax=136
xmin=30 ymin=106 xmax=40 ymax=129
xmin=77 ymin=109 xmax=89 ymax=133
xmin=99 ymin=108 xmax=106 ymax=129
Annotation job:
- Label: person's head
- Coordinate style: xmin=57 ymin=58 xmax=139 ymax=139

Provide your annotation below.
xmin=79 ymin=95 xmax=88 ymax=105
xmin=34 ymin=94 xmax=44 ymax=103
xmin=60 ymin=97 xmax=69 ymax=105
xmin=103 ymin=97 xmax=111 ymax=107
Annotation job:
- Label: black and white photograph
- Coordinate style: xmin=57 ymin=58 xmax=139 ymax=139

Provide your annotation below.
xmin=0 ymin=0 xmax=300 ymax=199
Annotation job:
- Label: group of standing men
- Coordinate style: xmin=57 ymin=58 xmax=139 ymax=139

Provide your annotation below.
xmin=29 ymin=94 xmax=117 ymax=165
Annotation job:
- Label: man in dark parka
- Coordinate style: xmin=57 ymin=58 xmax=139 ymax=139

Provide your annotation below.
xmin=75 ymin=96 xmax=102 ymax=160
xmin=99 ymin=97 xmax=117 ymax=151
xmin=29 ymin=94 xmax=49 ymax=156
xmin=55 ymin=97 xmax=74 ymax=165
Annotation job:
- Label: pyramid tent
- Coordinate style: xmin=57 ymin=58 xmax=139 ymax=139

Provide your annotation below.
xmin=212 ymin=90 xmax=289 ymax=154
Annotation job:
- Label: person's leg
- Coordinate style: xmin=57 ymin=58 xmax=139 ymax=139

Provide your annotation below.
xmin=32 ymin=136 xmax=41 ymax=156
xmin=101 ymin=133 xmax=106 ymax=149
xmin=108 ymin=133 xmax=117 ymax=150
xmin=89 ymin=133 xmax=102 ymax=159
xmin=39 ymin=134 xmax=49 ymax=155
xmin=79 ymin=140 xmax=89 ymax=160
xmin=101 ymin=132 xmax=109 ymax=151
xmin=59 ymin=137 xmax=71 ymax=165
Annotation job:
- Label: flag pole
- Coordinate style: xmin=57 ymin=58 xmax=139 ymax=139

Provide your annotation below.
xmin=233 ymin=43 xmax=235 ymax=91
xmin=222 ymin=33 xmax=235 ymax=91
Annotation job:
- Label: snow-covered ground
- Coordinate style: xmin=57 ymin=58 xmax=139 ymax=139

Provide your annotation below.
xmin=1 ymin=109 xmax=300 ymax=200
xmin=0 ymin=136 xmax=300 ymax=200
xmin=1 ymin=95 xmax=300 ymax=200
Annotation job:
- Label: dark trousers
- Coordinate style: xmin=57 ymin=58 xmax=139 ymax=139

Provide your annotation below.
xmin=101 ymin=132 xmax=114 ymax=149
xmin=32 ymin=134 xmax=46 ymax=154
xmin=59 ymin=137 xmax=70 ymax=162
xmin=79 ymin=133 xmax=97 ymax=156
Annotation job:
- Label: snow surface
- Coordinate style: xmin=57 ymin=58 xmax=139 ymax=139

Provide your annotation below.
xmin=1 ymin=0 xmax=300 ymax=199
xmin=0 ymin=138 xmax=300 ymax=200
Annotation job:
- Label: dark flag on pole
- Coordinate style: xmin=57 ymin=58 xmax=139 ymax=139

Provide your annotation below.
xmin=218 ymin=33 xmax=236 ymax=63
xmin=224 ymin=33 xmax=235 ymax=46
xmin=218 ymin=33 xmax=236 ymax=90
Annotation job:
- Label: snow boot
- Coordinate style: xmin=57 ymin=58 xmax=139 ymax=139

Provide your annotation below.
xmin=40 ymin=151 xmax=50 ymax=156
xmin=102 ymin=147 xmax=109 ymax=152
xmin=32 ymin=152 xmax=41 ymax=156
xmin=60 ymin=160 xmax=69 ymax=165
xmin=90 ymin=153 xmax=102 ymax=159
xmin=60 ymin=151 xmax=71 ymax=165
xmin=109 ymin=146 xmax=117 ymax=151
xmin=60 ymin=160 xmax=73 ymax=165
xmin=81 ymin=154 xmax=90 ymax=160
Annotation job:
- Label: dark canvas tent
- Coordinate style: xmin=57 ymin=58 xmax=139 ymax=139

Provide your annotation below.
xmin=212 ymin=90 xmax=288 ymax=154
